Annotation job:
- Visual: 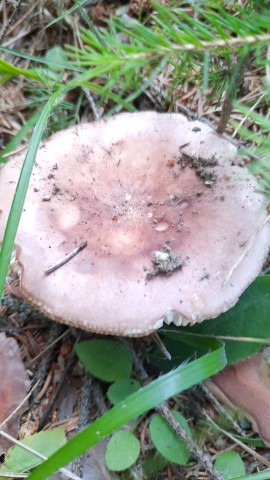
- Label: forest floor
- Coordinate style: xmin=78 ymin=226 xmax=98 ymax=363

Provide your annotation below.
xmin=1 ymin=1 xmax=270 ymax=480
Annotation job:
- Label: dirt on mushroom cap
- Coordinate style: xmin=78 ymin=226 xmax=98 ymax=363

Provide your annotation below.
xmin=0 ymin=112 xmax=269 ymax=336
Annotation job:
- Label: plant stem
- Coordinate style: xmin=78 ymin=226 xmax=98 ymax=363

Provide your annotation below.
xmin=217 ymin=52 xmax=249 ymax=134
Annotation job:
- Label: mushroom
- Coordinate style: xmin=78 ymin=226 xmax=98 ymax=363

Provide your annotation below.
xmin=0 ymin=112 xmax=269 ymax=335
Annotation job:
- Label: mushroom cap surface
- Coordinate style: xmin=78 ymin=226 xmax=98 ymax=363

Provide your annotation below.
xmin=0 ymin=112 xmax=269 ymax=335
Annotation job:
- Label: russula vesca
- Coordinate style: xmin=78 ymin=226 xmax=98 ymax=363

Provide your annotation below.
xmin=0 ymin=112 xmax=269 ymax=336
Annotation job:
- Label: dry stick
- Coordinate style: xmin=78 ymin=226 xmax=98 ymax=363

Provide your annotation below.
xmin=26 ymin=328 xmax=71 ymax=368
xmin=156 ymin=404 xmax=224 ymax=480
xmin=0 ymin=431 xmax=82 ymax=480
xmin=0 ymin=0 xmax=23 ymax=43
xmin=39 ymin=347 xmax=77 ymax=429
xmin=44 ymin=240 xmax=87 ymax=275
xmin=204 ymin=412 xmax=270 ymax=469
xmin=35 ymin=367 xmax=53 ymax=402
xmin=2 ymin=145 xmax=28 ymax=159
xmin=223 ymin=214 xmax=270 ymax=287
xmin=82 ymin=88 xmax=100 ymax=121
xmin=30 ymin=323 xmax=64 ymax=405
xmin=232 ymin=92 xmax=266 ymax=138
xmin=120 ymin=338 xmax=148 ymax=382
xmin=216 ymin=53 xmax=249 ymax=135
xmin=125 ymin=339 xmax=224 ymax=480
xmin=151 ymin=332 xmax=171 ymax=360
xmin=0 ymin=473 xmax=27 ymax=478
xmin=246 ymin=452 xmax=270 ymax=474
xmin=199 ymin=382 xmax=246 ymax=437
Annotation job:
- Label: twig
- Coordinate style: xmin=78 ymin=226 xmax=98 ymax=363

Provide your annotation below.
xmin=216 ymin=53 xmax=249 ymax=135
xmin=0 ymin=431 xmax=82 ymax=480
xmin=44 ymin=240 xmax=87 ymax=275
xmin=232 ymin=93 xmax=266 ymax=138
xmin=120 ymin=338 xmax=148 ymax=382
xmin=30 ymin=323 xmax=64 ymax=405
xmin=204 ymin=412 xmax=270 ymax=469
xmin=39 ymin=347 xmax=77 ymax=429
xmin=1 ymin=145 xmax=28 ymax=160
xmin=0 ymin=473 xmax=27 ymax=478
xmin=151 ymin=332 xmax=171 ymax=360
xmin=223 ymin=214 xmax=270 ymax=287
xmin=0 ymin=0 xmax=23 ymax=43
xmin=82 ymin=88 xmax=100 ymax=121
xmin=200 ymin=382 xmax=246 ymax=436
xmin=156 ymin=404 xmax=224 ymax=480
xmin=36 ymin=368 xmax=55 ymax=404
xmin=246 ymin=452 xmax=270 ymax=474
xmin=26 ymin=328 xmax=71 ymax=368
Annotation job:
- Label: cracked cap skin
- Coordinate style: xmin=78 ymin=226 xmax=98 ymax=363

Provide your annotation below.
xmin=0 ymin=112 xmax=270 ymax=336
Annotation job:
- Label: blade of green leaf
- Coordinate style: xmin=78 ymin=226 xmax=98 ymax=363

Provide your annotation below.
xmin=0 ymin=59 xmax=42 ymax=81
xmin=237 ymin=472 xmax=270 ymax=480
xmin=27 ymin=339 xmax=226 ymax=480
xmin=46 ymin=0 xmax=89 ymax=27
xmin=0 ymin=46 xmax=82 ymax=72
xmin=233 ymin=435 xmax=265 ymax=448
xmin=0 ymin=89 xmax=62 ymax=298
xmin=0 ymin=110 xmax=40 ymax=163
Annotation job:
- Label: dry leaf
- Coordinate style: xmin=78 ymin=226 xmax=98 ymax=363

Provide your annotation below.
xmin=0 ymin=332 xmax=30 ymax=454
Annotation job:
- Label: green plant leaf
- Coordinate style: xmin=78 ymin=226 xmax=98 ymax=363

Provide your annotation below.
xmin=0 ymin=88 xmax=63 ymax=299
xmin=75 ymin=339 xmax=133 ymax=382
xmin=233 ymin=435 xmax=265 ymax=448
xmin=237 ymin=472 xmax=270 ymax=480
xmin=163 ymin=276 xmax=270 ymax=365
xmin=215 ymin=451 xmax=245 ymax=479
xmin=0 ymin=59 xmax=42 ymax=81
xmin=27 ymin=339 xmax=226 ymax=480
xmin=149 ymin=412 xmax=191 ymax=465
xmin=105 ymin=431 xmax=140 ymax=471
xmin=107 ymin=379 xmax=141 ymax=405
xmin=4 ymin=428 xmax=66 ymax=472
xmin=0 ymin=110 xmax=40 ymax=163
xmin=45 ymin=46 xmax=69 ymax=72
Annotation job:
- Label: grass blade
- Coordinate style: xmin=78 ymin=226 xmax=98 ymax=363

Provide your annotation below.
xmin=0 ymin=89 xmax=63 ymax=298
xmin=27 ymin=339 xmax=226 ymax=480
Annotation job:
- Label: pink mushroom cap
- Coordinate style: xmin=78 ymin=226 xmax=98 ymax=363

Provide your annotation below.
xmin=0 ymin=112 xmax=269 ymax=335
